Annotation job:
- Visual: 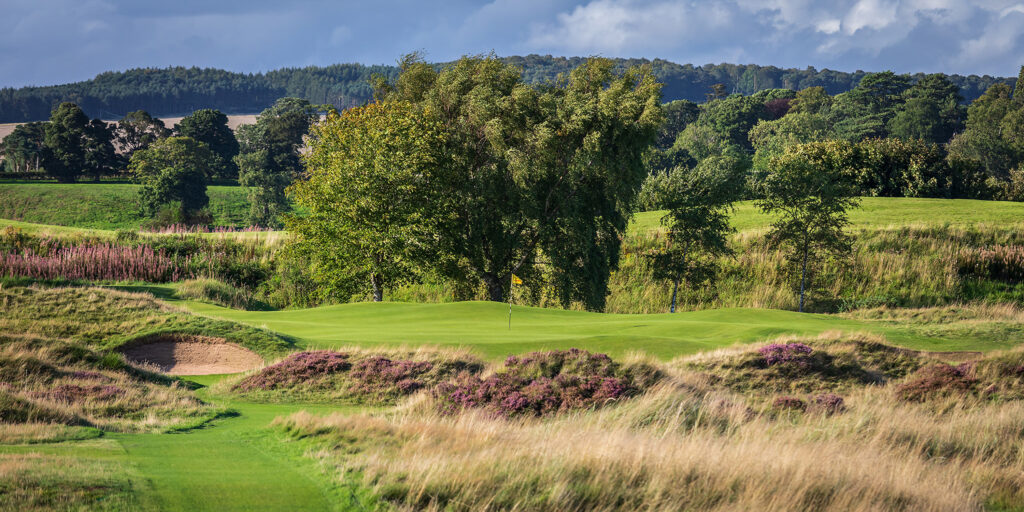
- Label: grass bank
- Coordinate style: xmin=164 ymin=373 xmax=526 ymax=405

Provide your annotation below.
xmin=0 ymin=183 xmax=251 ymax=230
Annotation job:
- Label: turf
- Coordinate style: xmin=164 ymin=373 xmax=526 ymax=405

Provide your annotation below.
xmin=109 ymin=379 xmax=365 ymax=512
xmin=632 ymin=197 xmax=1024 ymax=233
xmin=167 ymin=299 xmax=1012 ymax=360
xmin=0 ymin=182 xmax=251 ymax=230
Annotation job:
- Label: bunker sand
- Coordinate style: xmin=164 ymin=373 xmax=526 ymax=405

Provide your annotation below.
xmin=119 ymin=335 xmax=263 ymax=375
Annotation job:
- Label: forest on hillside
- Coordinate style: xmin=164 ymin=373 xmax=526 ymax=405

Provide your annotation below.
xmin=0 ymin=55 xmax=1016 ymax=123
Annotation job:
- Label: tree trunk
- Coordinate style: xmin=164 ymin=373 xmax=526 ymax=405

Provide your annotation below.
xmin=670 ymin=277 xmax=679 ymax=313
xmin=799 ymin=236 xmax=809 ymax=313
xmin=370 ymin=273 xmax=384 ymax=302
xmin=483 ymin=273 xmax=504 ymax=302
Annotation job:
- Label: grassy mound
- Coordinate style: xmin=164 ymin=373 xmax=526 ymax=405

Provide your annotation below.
xmin=228 ymin=347 xmax=485 ymax=405
xmin=0 ymin=334 xmax=220 ymax=432
xmin=0 ymin=183 xmax=250 ymax=230
xmin=0 ymin=285 xmax=291 ymax=358
xmin=682 ymin=332 xmax=925 ymax=394
xmin=433 ymin=348 xmax=661 ymax=417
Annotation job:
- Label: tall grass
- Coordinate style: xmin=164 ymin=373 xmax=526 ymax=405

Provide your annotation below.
xmin=276 ymin=340 xmax=1024 ymax=511
xmin=0 ymin=244 xmax=184 ymax=282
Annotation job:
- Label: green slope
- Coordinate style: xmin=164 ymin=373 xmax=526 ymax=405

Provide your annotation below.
xmin=632 ymin=197 xmax=1024 ymax=233
xmin=173 ymin=300 xmax=1008 ymax=360
xmin=0 ymin=182 xmax=251 ymax=230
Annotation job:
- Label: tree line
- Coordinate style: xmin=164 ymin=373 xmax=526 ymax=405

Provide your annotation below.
xmin=0 ymin=56 xmax=1014 ymax=123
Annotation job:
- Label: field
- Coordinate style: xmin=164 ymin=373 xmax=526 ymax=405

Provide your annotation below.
xmin=0 ymin=182 xmax=251 ymax=230
xmin=0 ymin=115 xmax=258 ymax=142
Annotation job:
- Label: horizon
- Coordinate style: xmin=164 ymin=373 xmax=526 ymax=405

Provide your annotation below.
xmin=4 ymin=54 xmax=1019 ymax=91
xmin=3 ymin=1 xmax=1023 ymax=89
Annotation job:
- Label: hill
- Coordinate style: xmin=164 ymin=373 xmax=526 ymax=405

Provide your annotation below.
xmin=0 ymin=56 xmax=1015 ymax=122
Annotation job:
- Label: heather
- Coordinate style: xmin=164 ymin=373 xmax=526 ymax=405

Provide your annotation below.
xmin=229 ymin=347 xmax=484 ymax=405
xmin=432 ymin=349 xmax=658 ymax=417
xmin=683 ymin=332 xmax=923 ymax=394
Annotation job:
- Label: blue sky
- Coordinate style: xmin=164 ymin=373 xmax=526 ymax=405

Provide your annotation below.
xmin=2 ymin=0 xmax=1023 ymax=88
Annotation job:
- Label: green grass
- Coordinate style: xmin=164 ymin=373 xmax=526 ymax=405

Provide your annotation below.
xmin=1 ymin=376 xmax=375 ymax=512
xmin=0 ymin=183 xmax=251 ymax=230
xmin=631 ymin=197 xmax=1024 ymax=233
xmin=167 ymin=299 xmax=1016 ymax=360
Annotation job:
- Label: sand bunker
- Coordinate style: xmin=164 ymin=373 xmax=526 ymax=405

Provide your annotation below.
xmin=119 ymin=335 xmax=264 ymax=375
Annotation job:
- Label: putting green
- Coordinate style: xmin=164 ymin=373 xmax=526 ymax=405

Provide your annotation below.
xmin=173 ymin=300 xmax=1007 ymax=360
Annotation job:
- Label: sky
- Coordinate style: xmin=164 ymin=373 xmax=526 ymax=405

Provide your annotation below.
xmin=2 ymin=0 xmax=1023 ymax=88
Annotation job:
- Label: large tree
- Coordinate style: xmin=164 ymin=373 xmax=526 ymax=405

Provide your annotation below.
xmin=115 ymin=110 xmax=170 ymax=157
xmin=1 ymin=121 xmax=47 ymax=173
xmin=236 ymin=97 xmax=323 ymax=227
xmin=374 ymin=55 xmax=663 ymax=309
xmin=42 ymin=103 xmax=91 ymax=182
xmin=647 ymin=156 xmax=743 ymax=312
xmin=757 ymin=141 xmax=861 ymax=312
xmin=289 ymin=101 xmax=445 ymax=301
xmin=888 ymin=74 xmax=965 ymax=144
xmin=174 ymin=109 xmax=239 ymax=180
xmin=128 ymin=136 xmax=215 ymax=221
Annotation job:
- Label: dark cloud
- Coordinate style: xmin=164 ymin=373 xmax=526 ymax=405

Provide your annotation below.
xmin=2 ymin=0 xmax=1022 ymax=88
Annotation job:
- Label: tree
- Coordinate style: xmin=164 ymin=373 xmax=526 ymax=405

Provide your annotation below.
xmin=655 ymin=100 xmax=700 ymax=149
xmin=289 ymin=101 xmax=445 ymax=301
xmin=1015 ymin=65 xmax=1024 ymax=103
xmin=1 ymin=121 xmax=47 ymax=172
xmin=43 ymin=103 xmax=91 ymax=182
xmin=647 ymin=156 xmax=743 ymax=312
xmin=82 ymin=119 xmax=121 ymax=180
xmin=757 ymin=141 xmax=861 ymax=312
xmin=115 ymin=110 xmax=170 ymax=158
xmin=375 ymin=55 xmax=663 ymax=309
xmin=830 ymin=72 xmax=911 ymax=141
xmin=236 ymin=97 xmax=322 ymax=226
xmin=888 ymin=74 xmax=964 ymax=143
xmin=947 ymin=83 xmax=1021 ymax=179
xmin=174 ymin=109 xmax=239 ymax=180
xmin=789 ymin=86 xmax=833 ymax=115
xmin=128 ymin=136 xmax=214 ymax=221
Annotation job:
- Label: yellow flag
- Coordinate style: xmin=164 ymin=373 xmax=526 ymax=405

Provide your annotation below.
xmin=511 ymin=274 xmax=523 ymax=285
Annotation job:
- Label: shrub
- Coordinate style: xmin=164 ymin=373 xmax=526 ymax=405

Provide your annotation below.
xmin=235 ymin=351 xmax=351 ymax=392
xmin=233 ymin=349 xmax=482 ymax=404
xmin=772 ymin=396 xmax=806 ymax=411
xmin=759 ymin=342 xmax=814 ymax=366
xmin=895 ymin=363 xmax=978 ymax=402
xmin=433 ymin=349 xmax=647 ymax=417
xmin=809 ymin=393 xmax=845 ymax=414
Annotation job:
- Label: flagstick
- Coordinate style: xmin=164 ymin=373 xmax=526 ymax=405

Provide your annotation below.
xmin=508 ymin=273 xmax=513 ymax=330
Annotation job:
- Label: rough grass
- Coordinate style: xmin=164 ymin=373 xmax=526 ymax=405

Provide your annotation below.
xmin=174 ymin=278 xmax=254 ymax=310
xmin=0 ymin=333 xmax=221 ymax=432
xmin=275 ymin=336 xmax=1024 ymax=511
xmin=0 ymin=285 xmax=292 ymax=358
xmin=0 ymin=445 xmax=138 ymax=511
xmin=0 ymin=183 xmax=250 ymax=230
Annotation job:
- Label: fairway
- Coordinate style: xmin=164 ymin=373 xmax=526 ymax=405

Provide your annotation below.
xmin=172 ymin=299 xmax=1007 ymax=360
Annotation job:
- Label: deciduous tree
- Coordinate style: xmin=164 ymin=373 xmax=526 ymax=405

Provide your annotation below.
xmin=175 ymin=109 xmax=239 ymax=180
xmin=757 ymin=141 xmax=861 ymax=312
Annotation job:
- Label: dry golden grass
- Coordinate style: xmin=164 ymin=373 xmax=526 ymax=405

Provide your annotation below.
xmin=0 ymin=442 xmax=137 ymax=511
xmin=276 ymin=339 xmax=1024 ymax=511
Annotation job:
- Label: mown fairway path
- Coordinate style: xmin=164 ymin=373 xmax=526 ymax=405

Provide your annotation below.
xmin=111 ymin=377 xmax=349 ymax=512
